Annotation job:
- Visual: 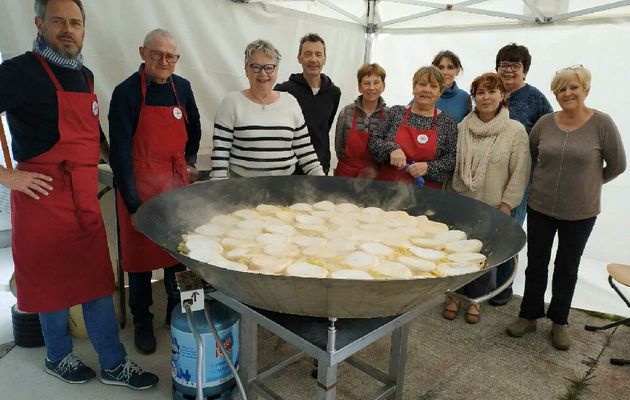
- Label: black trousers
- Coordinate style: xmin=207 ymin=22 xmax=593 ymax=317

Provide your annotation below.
xmin=456 ymin=268 xmax=495 ymax=298
xmin=519 ymin=207 xmax=596 ymax=325
xmin=128 ymin=263 xmax=186 ymax=325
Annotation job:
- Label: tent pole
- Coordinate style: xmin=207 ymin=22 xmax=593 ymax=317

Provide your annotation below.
xmin=364 ymin=0 xmax=377 ymax=63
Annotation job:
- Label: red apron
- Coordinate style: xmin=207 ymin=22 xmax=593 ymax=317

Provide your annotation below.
xmin=117 ymin=70 xmax=189 ymax=273
xmin=12 ymin=54 xmax=114 ymax=313
xmin=335 ymin=108 xmax=382 ymax=178
xmin=376 ymin=107 xmax=442 ymax=189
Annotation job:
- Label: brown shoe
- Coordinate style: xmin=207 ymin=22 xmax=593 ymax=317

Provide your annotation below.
xmin=442 ymin=298 xmax=461 ymax=320
xmin=506 ymin=317 xmax=537 ymax=337
xmin=465 ymin=304 xmax=481 ymax=324
xmin=551 ymin=324 xmax=570 ymax=350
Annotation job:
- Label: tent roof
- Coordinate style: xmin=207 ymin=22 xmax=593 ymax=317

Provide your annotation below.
xmin=244 ymin=0 xmax=630 ymax=30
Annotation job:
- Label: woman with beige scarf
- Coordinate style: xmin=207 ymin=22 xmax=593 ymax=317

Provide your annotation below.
xmin=443 ymin=72 xmax=531 ymax=324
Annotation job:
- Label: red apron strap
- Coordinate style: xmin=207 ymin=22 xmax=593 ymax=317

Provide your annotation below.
xmin=34 ymin=52 xmax=93 ymax=94
xmin=169 ymin=79 xmax=188 ymax=124
xmin=140 ymin=69 xmax=188 ymax=123
xmin=431 ymin=108 xmax=438 ymax=130
xmin=401 ymin=106 xmax=412 ymax=126
xmin=379 ymin=110 xmax=384 ymax=120
xmin=33 ymin=53 xmax=63 ymax=91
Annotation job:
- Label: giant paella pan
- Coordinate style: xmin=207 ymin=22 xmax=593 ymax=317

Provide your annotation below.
xmin=134 ymin=176 xmax=525 ymax=318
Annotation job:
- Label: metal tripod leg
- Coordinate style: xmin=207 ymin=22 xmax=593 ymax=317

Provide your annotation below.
xmin=317 ymin=318 xmax=338 ymax=400
xmin=240 ymin=316 xmax=258 ymax=400
xmin=389 ymin=324 xmax=410 ymax=400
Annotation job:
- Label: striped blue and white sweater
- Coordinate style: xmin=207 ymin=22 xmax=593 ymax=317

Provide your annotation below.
xmin=210 ymin=91 xmax=324 ymax=179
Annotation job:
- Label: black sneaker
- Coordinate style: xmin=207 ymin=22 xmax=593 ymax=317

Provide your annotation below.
xmin=45 ymin=353 xmax=96 ymax=384
xmin=134 ymin=321 xmax=156 ymax=354
xmin=100 ymin=358 xmax=159 ymax=390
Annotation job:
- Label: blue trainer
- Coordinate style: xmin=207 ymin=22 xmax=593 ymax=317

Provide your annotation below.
xmin=45 ymin=353 xmax=96 ymax=384
xmin=100 ymin=358 xmax=159 ymax=390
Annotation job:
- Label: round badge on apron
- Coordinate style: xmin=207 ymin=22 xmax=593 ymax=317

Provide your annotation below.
xmin=92 ymin=100 xmax=99 ymax=116
xmin=417 ymin=134 xmax=429 ymax=144
xmin=173 ymin=107 xmax=183 ymax=120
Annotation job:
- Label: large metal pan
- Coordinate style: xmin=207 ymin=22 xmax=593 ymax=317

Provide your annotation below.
xmin=134 ymin=176 xmax=525 ymax=318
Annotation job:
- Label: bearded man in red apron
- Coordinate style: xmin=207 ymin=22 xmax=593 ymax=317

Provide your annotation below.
xmin=368 ymin=66 xmax=458 ymax=188
xmin=0 ymin=0 xmax=157 ymax=390
xmin=109 ymin=29 xmax=201 ymax=355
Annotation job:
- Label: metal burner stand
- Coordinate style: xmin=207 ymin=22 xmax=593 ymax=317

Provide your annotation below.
xmin=207 ymin=290 xmax=439 ymax=400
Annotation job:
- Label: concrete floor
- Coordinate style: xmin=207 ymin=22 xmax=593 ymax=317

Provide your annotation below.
xmin=0 ymin=286 xmax=629 ymax=400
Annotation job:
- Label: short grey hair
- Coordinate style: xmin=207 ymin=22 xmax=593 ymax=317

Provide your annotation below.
xmin=143 ymin=28 xmax=176 ymax=48
xmin=244 ymin=39 xmax=282 ymax=66
xmin=35 ymin=0 xmax=86 ymax=22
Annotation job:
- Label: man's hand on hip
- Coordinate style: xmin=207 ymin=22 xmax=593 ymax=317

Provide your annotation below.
xmin=0 ymin=169 xmax=53 ymax=200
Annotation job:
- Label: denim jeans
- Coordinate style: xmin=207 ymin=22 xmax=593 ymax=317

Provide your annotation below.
xmin=38 ymin=295 xmax=126 ymax=370
xmin=128 ymin=263 xmax=186 ymax=326
xmin=519 ymin=207 xmax=596 ymax=325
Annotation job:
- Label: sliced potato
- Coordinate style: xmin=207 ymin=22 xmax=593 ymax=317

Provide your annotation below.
xmin=287 ymin=261 xmax=328 ymax=278
xmin=397 ymin=256 xmax=436 ymax=272
xmin=409 ymin=246 xmax=445 ymax=261
xmin=313 ymin=200 xmax=336 ymax=211
xmin=446 ymin=252 xmax=487 ymax=264
xmin=445 ymin=239 xmax=483 ymax=253
xmin=371 ymin=261 xmax=412 ymax=279
xmin=360 ymin=242 xmax=395 ymax=256
xmin=251 ymin=255 xmax=291 ymax=273
xmin=434 ymin=230 xmax=467 ymax=243
xmin=344 ymin=251 xmax=378 ymax=270
xmin=331 ymin=269 xmax=374 ymax=280
xmin=409 ymin=238 xmax=446 ymax=250
xmin=232 ymin=209 xmax=260 ymax=220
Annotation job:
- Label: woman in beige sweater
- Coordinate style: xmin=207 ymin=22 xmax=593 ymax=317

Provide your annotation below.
xmin=444 ymin=72 xmax=531 ymax=323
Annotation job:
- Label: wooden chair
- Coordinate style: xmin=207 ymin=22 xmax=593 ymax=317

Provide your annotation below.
xmin=585 ymin=263 xmax=630 ymax=366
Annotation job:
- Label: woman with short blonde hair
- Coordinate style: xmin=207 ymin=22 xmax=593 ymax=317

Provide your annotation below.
xmin=507 ymin=65 xmax=626 ymax=350
xmin=210 ymin=39 xmax=324 ymax=179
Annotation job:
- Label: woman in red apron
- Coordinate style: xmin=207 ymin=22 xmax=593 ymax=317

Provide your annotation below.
xmin=334 ymin=63 xmax=388 ymax=178
xmin=368 ymin=66 xmax=458 ymax=188
xmin=110 ymin=31 xmax=197 ymax=354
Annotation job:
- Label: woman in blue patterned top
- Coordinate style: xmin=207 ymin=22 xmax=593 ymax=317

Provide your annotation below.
xmin=491 ymin=43 xmax=553 ymax=306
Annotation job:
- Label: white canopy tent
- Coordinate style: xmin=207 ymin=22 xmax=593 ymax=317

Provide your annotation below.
xmin=0 ymin=0 xmax=629 ymax=316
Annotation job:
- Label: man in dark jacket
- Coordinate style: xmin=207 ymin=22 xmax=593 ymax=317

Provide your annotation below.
xmin=275 ymin=33 xmax=341 ymax=174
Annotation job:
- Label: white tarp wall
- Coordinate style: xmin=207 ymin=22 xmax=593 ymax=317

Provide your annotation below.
xmin=0 ymin=0 xmax=366 ymax=159
xmin=1 ymin=0 xmax=629 ymax=316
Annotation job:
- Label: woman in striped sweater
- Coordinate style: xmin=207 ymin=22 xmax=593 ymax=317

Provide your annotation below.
xmin=210 ymin=39 xmax=325 ymax=179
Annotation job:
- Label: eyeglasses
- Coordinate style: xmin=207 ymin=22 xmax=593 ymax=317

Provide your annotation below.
xmin=556 ymin=64 xmax=584 ymax=74
xmin=249 ymin=63 xmax=277 ymax=74
xmin=147 ymin=49 xmax=180 ymax=64
xmin=498 ymin=62 xmax=523 ymax=71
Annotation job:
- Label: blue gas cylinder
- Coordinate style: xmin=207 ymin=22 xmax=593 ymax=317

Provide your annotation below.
xmin=171 ymin=300 xmax=240 ymax=400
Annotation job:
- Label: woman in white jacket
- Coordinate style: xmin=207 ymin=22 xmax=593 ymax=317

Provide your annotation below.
xmin=443 ymin=72 xmax=531 ymax=324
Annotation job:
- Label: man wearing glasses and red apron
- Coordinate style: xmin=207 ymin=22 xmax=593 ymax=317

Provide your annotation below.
xmin=0 ymin=0 xmax=157 ymax=389
xmin=109 ymin=28 xmax=201 ymax=355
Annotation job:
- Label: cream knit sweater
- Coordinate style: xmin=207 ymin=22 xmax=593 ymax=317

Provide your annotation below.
xmin=449 ymin=108 xmax=531 ymax=209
